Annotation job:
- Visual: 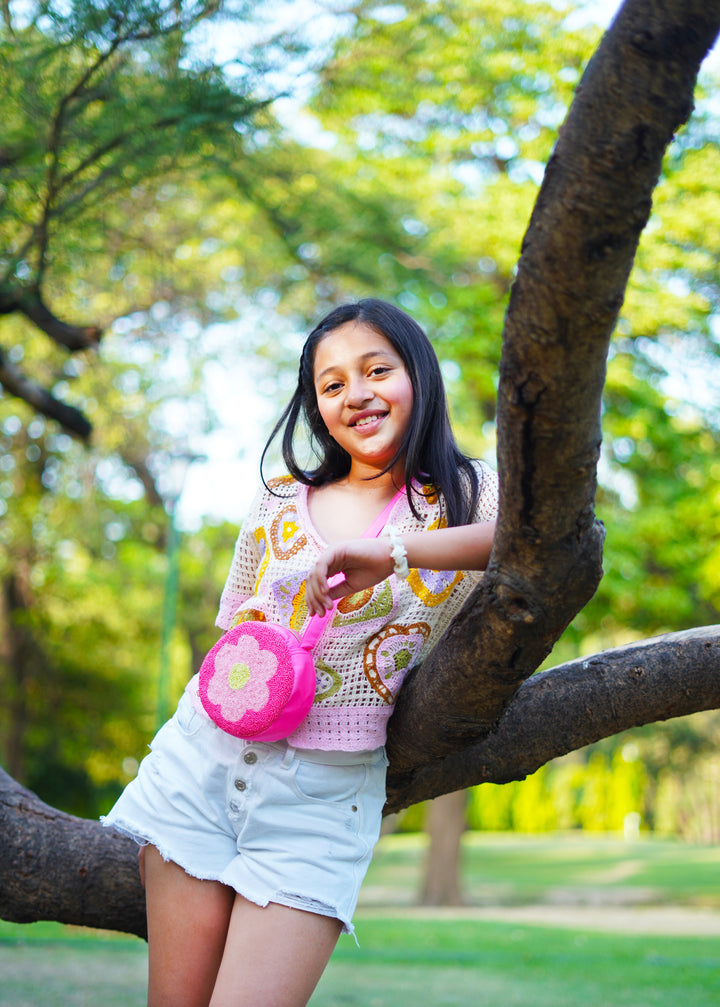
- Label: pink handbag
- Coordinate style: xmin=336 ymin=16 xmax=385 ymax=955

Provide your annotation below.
xmin=198 ymin=488 xmax=404 ymax=742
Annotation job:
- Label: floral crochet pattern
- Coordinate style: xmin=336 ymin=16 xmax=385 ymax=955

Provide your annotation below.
xmin=362 ymin=622 xmax=431 ymax=704
xmin=214 ymin=462 xmax=499 ymax=750
xmin=270 ymin=505 xmax=307 ymax=559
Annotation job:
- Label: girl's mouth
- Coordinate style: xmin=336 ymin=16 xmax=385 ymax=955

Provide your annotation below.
xmin=350 ymin=411 xmax=387 ymax=430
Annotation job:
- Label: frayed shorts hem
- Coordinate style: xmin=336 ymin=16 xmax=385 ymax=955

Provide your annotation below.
xmin=101 ymin=814 xmax=359 ymax=936
xmin=101 ymin=694 xmax=388 ymax=937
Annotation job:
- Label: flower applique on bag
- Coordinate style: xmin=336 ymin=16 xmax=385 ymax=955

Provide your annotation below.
xmin=198 ymin=616 xmax=329 ymax=742
xmin=199 ymin=487 xmax=405 ymax=743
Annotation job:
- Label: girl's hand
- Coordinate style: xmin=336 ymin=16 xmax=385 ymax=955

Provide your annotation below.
xmin=305 ymin=520 xmax=497 ymax=617
xmin=306 ymin=539 xmax=394 ymax=616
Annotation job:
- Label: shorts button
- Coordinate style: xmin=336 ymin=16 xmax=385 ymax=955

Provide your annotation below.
xmin=234 ymin=779 xmax=247 ymax=791
xmin=351 ymin=805 xmax=358 ymax=812
xmin=243 ymin=751 xmax=258 ymax=765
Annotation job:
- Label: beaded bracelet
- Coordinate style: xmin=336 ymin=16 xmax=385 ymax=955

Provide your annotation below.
xmin=386 ymin=526 xmax=410 ymax=579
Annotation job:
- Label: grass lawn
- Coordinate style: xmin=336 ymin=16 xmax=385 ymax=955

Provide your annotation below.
xmin=363 ymin=831 xmax=720 ymax=909
xmin=1 ymin=834 xmax=718 ymax=1006
xmin=316 ymin=916 xmax=720 ymax=1006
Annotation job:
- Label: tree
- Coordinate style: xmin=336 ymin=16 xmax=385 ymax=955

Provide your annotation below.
xmin=0 ymin=0 xmax=309 ymax=438
xmin=2 ymin=0 xmax=720 ymax=938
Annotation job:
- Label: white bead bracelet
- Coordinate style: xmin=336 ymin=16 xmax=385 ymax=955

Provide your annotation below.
xmin=386 ymin=526 xmax=409 ymax=579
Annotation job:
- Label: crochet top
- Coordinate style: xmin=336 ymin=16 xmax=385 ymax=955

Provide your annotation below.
xmin=187 ymin=462 xmax=498 ymax=751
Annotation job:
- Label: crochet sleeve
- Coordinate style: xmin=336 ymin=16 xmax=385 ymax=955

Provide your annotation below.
xmin=215 ymin=484 xmax=268 ymax=629
xmin=461 ymin=461 xmax=498 ymax=584
xmin=472 ymin=460 xmax=500 ymax=524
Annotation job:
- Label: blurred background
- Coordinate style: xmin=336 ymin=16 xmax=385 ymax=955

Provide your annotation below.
xmin=1 ymin=0 xmax=719 ymax=909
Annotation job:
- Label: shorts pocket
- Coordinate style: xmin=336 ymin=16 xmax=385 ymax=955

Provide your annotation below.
xmin=173 ymin=693 xmax=204 ymax=737
xmin=292 ymin=759 xmax=367 ymax=804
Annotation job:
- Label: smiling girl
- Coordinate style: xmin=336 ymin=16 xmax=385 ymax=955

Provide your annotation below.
xmin=103 ymin=298 xmax=498 ymax=1006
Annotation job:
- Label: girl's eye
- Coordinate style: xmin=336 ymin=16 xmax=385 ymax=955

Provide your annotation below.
xmin=369 ymin=365 xmax=391 ymax=377
xmin=322 ymin=381 xmax=342 ymax=394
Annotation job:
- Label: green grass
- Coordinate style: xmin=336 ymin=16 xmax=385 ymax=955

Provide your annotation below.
xmin=0 ymin=924 xmax=147 ymax=1007
xmin=316 ymin=917 xmax=720 ymax=1006
xmin=1 ymin=834 xmax=719 ymax=1006
xmin=363 ymin=831 xmax=720 ymax=908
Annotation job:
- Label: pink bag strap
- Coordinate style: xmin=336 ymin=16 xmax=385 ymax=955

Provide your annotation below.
xmin=300 ymin=487 xmax=406 ymax=650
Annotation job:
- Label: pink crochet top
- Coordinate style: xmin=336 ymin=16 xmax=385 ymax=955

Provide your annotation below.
xmin=187 ymin=463 xmax=498 ymax=751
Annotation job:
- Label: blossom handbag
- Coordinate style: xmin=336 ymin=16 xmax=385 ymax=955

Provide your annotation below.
xmin=198 ymin=487 xmax=405 ymax=742
xmin=198 ymin=610 xmax=332 ymax=742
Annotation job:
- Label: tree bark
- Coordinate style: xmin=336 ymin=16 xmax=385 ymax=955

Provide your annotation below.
xmin=386 ymin=625 xmax=720 ymax=811
xmin=385 ymin=0 xmax=720 ymax=780
xmin=0 ymin=765 xmax=147 ymax=938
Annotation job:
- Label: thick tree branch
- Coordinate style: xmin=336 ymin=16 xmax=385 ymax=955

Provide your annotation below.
xmin=386 ymin=0 xmax=720 ymax=775
xmin=0 ymin=286 xmax=102 ymax=351
xmin=0 ymin=765 xmax=147 ymax=938
xmin=2 ymin=628 xmax=718 ymax=937
xmin=386 ymin=625 xmax=720 ymax=811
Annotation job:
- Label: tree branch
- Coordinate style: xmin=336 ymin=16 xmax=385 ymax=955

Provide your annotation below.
xmin=0 ymin=287 xmax=102 ymax=351
xmin=0 ymin=765 xmax=147 ymax=938
xmin=2 ymin=628 xmax=718 ymax=936
xmin=386 ymin=625 xmax=720 ymax=811
xmin=0 ymin=345 xmax=91 ymax=440
xmin=36 ymin=32 xmax=125 ymax=280
xmin=385 ymin=0 xmax=720 ymax=775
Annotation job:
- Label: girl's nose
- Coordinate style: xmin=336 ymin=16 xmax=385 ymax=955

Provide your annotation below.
xmin=345 ymin=376 xmax=373 ymax=407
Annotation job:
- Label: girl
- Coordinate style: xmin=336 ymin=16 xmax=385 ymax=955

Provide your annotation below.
xmin=103 ymin=298 xmax=498 ymax=1007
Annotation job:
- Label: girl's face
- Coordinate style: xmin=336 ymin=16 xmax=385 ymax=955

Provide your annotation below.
xmin=313 ymin=321 xmax=414 ymax=478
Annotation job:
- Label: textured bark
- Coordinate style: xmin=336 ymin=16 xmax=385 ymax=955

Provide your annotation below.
xmin=386 ymin=625 xmax=720 ymax=812
xmin=0 ymin=765 xmax=147 ymax=938
xmin=385 ymin=0 xmax=720 ymax=779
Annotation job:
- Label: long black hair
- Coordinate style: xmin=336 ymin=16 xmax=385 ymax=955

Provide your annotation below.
xmin=260 ymin=299 xmax=480 ymax=527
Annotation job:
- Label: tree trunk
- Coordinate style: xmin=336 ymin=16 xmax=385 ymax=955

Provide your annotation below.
xmin=386 ymin=0 xmax=720 ymax=781
xmin=1 ymin=570 xmax=43 ymax=783
xmin=420 ymin=791 xmax=466 ymax=906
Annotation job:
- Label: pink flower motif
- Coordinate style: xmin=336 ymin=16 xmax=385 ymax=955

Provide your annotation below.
xmin=206 ymin=634 xmax=278 ymax=721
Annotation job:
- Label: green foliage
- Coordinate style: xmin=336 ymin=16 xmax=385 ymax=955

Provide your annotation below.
xmin=0 ymin=408 xmax=236 ymax=815
xmin=463 ymin=748 xmax=647 ymax=834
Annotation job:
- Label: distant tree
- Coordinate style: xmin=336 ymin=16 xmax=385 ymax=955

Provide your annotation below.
xmin=0 ymin=0 xmax=295 ymax=437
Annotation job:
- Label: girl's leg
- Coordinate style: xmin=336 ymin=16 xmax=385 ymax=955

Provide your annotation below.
xmin=144 ymin=844 xmax=236 ymax=1007
xmin=209 ymin=896 xmax=342 ymax=1007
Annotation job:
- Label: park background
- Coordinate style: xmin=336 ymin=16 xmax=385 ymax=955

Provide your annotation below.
xmin=1 ymin=4 xmax=720 ymax=996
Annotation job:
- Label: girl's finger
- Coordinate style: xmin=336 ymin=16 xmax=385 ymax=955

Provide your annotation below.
xmin=327 ymin=579 xmax=354 ymax=602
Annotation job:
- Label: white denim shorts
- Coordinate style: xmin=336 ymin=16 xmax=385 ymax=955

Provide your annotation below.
xmin=102 ymin=691 xmax=388 ymax=935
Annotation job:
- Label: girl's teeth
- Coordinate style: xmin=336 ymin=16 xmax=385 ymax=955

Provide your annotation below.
xmin=356 ymin=415 xmax=379 ymax=427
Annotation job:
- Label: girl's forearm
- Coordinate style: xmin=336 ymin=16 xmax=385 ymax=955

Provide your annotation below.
xmin=398 ymin=520 xmax=496 ymax=573
xmin=305 ymin=520 xmax=497 ymax=616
